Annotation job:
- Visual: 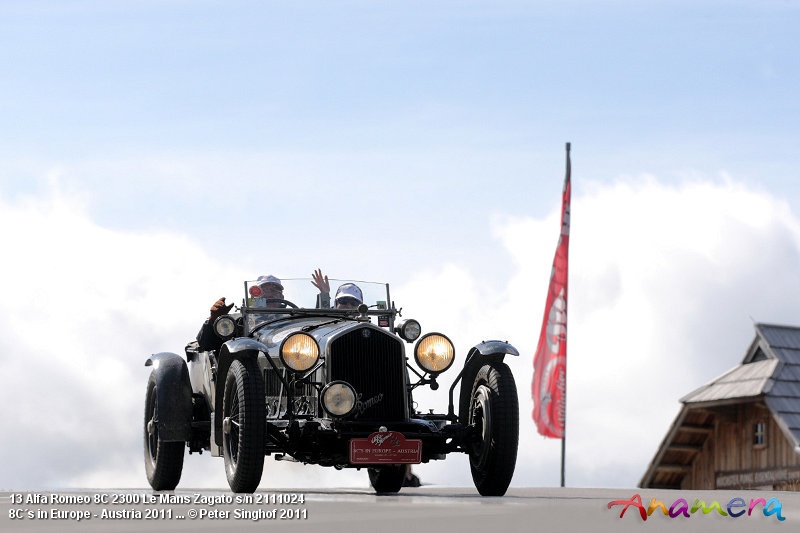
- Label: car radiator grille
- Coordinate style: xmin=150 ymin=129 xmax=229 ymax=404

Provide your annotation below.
xmin=328 ymin=327 xmax=407 ymax=422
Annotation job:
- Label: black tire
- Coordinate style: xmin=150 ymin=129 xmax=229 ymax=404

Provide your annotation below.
xmin=368 ymin=465 xmax=406 ymax=494
xmin=467 ymin=362 xmax=519 ymax=496
xmin=222 ymin=358 xmax=265 ymax=493
xmin=144 ymin=373 xmax=185 ymax=490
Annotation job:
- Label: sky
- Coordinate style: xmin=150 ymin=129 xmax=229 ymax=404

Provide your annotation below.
xmin=2 ymin=0 xmax=800 ymax=491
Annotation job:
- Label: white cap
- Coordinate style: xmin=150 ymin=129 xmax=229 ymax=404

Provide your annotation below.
xmin=335 ymin=283 xmax=363 ymax=303
xmin=256 ymin=274 xmax=283 ymax=290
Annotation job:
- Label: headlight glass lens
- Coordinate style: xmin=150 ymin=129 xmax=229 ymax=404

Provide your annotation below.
xmin=214 ymin=316 xmax=236 ymax=337
xmin=280 ymin=333 xmax=320 ymax=372
xmin=321 ymin=381 xmax=356 ymax=417
xmin=415 ymin=333 xmax=455 ymax=373
xmin=397 ymin=319 xmax=422 ymax=342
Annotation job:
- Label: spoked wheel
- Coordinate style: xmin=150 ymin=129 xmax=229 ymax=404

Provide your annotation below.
xmin=368 ymin=465 xmax=406 ymax=494
xmin=467 ymin=362 xmax=519 ymax=496
xmin=222 ymin=358 xmax=265 ymax=493
xmin=144 ymin=373 xmax=185 ymax=490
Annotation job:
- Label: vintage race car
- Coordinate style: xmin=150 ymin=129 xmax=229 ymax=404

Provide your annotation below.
xmin=144 ymin=278 xmax=519 ymax=495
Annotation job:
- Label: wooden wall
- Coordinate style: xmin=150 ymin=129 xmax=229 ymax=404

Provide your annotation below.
xmin=682 ymin=402 xmax=800 ymax=490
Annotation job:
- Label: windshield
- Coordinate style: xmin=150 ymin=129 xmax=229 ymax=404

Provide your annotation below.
xmin=241 ymin=278 xmax=393 ymax=333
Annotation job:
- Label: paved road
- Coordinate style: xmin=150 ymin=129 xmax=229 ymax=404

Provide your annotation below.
xmin=2 ymin=487 xmax=798 ymax=532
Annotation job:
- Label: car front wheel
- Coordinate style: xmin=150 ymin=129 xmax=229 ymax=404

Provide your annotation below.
xmin=222 ymin=358 xmax=265 ymax=493
xmin=467 ymin=362 xmax=519 ymax=496
xmin=144 ymin=373 xmax=185 ymax=490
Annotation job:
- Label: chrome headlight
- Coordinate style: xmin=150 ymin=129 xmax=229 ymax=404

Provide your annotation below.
xmin=321 ymin=381 xmax=356 ymax=418
xmin=395 ymin=318 xmax=422 ymax=343
xmin=213 ymin=315 xmax=236 ymax=338
xmin=280 ymin=332 xmax=320 ymax=372
xmin=414 ymin=333 xmax=455 ymax=374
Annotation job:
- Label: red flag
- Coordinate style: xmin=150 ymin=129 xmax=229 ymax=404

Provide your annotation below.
xmin=532 ymin=144 xmax=571 ymax=439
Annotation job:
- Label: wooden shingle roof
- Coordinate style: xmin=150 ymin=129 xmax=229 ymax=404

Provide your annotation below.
xmin=758 ymin=324 xmax=800 ymax=454
xmin=679 ymin=358 xmax=778 ymax=404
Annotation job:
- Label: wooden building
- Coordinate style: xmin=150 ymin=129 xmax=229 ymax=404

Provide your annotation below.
xmin=640 ymin=323 xmax=800 ymax=490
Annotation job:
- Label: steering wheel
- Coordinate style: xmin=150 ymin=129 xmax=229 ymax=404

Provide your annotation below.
xmin=263 ymin=298 xmax=299 ymax=309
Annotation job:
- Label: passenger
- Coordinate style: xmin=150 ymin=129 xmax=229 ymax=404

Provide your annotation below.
xmin=196 ymin=274 xmax=284 ymax=351
xmin=333 ymin=283 xmax=363 ymax=310
xmin=311 ymin=269 xmax=363 ymax=309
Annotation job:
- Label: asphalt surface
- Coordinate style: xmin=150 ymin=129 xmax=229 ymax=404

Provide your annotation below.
xmin=2 ymin=486 xmax=799 ymax=532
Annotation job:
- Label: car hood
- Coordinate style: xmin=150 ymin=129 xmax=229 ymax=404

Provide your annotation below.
xmin=252 ymin=315 xmax=398 ymax=356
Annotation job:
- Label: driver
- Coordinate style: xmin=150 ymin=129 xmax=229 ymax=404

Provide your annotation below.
xmin=196 ymin=274 xmax=284 ymax=351
xmin=247 ymin=274 xmax=286 ymax=307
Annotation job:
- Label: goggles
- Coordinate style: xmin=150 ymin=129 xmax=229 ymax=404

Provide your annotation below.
xmin=336 ymin=297 xmax=361 ymax=308
xmin=249 ymin=284 xmax=284 ymax=298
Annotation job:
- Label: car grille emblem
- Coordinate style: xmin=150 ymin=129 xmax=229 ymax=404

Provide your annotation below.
xmin=353 ymin=393 xmax=384 ymax=418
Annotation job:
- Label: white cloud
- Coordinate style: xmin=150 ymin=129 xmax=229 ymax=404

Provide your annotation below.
xmin=0 ymin=184 xmax=388 ymax=490
xmin=3 ymin=172 xmax=800 ymax=491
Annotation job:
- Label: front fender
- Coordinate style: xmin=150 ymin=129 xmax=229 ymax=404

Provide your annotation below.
xmin=222 ymin=337 xmax=270 ymax=356
xmin=471 ymin=340 xmax=520 ymax=358
xmin=216 ymin=338 xmax=268 ymax=388
xmin=145 ymin=352 xmax=192 ymax=441
xmin=456 ymin=340 xmax=519 ymax=423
